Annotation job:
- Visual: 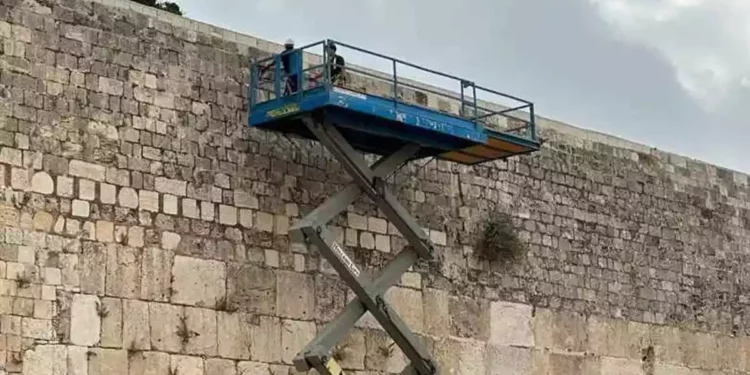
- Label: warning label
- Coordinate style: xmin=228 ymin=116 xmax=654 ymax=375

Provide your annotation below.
xmin=331 ymin=240 xmax=360 ymax=277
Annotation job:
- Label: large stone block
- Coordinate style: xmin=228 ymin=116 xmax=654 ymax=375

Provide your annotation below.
xmin=171 ymin=255 xmax=226 ymax=308
xmin=171 ymin=355 xmax=204 ymax=375
xmin=123 ymin=299 xmax=150 ymax=350
xmin=238 ymin=361 xmax=269 ymax=375
xmin=22 ymin=344 xmax=66 ymax=375
xmin=88 ymin=348 xmax=128 ymax=375
xmin=128 ymin=351 xmax=170 ymax=375
xmin=70 ymin=293 xmax=101 ymax=346
xmin=70 ymin=160 xmax=106 ymax=181
xmin=226 ymin=263 xmax=275 ymax=314
xmin=599 ymin=357 xmax=643 ymax=375
xmin=533 ymin=308 xmax=588 ymax=353
xmin=68 ymin=345 xmax=89 ymax=375
xmin=207 ymin=358 xmax=237 ymax=375
xmin=433 ymin=337 xmax=485 ymax=375
xmin=276 ymin=270 xmax=314 ymax=320
xmin=449 ymin=295 xmax=489 ymax=341
xmin=218 ymin=311 xmax=253 ymax=359
xmin=587 ymin=316 xmax=649 ymax=360
xmin=251 ymin=316 xmax=281 ymax=363
xmin=106 ymin=245 xmax=141 ymax=299
xmin=485 ymin=345 xmax=532 ymax=375
xmin=140 ymin=247 xmax=173 ymax=301
xmin=149 ymin=302 xmax=184 ymax=352
xmin=489 ymin=300 xmax=533 ymax=347
xmin=280 ymin=319 xmax=317 ymax=364
xmin=185 ymin=307 xmax=218 ymax=356
xmin=385 ymin=286 xmax=424 ymax=333
xmin=101 ymin=297 xmax=123 ymax=348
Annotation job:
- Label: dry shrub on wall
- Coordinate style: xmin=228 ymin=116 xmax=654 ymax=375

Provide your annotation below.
xmin=476 ymin=209 xmax=527 ymax=264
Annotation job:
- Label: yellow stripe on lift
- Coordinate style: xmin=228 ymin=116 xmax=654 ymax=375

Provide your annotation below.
xmin=439 ymin=151 xmax=484 ymax=164
xmin=487 ymin=137 xmax=528 ymax=153
xmin=460 ymin=145 xmax=511 ymax=159
xmin=325 ymin=358 xmax=343 ymax=375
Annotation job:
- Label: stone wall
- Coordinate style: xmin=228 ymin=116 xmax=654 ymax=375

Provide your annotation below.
xmin=1 ymin=0 xmax=750 ymax=374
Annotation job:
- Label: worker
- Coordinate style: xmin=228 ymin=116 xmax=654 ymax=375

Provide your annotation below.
xmin=281 ymin=39 xmax=303 ymax=94
xmin=326 ymin=41 xmax=346 ymax=85
xmin=258 ymin=38 xmax=303 ymax=95
xmin=309 ymin=40 xmax=346 ymax=86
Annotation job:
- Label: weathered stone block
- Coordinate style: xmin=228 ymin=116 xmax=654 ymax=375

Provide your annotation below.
xmin=101 ymin=297 xmax=123 ymax=348
xmin=106 ymin=245 xmax=141 ymax=299
xmin=227 ymin=263 xmax=276 ymax=314
xmin=21 ymin=317 xmax=54 ymax=340
xmin=172 ymin=255 xmax=226 ymax=308
xmin=234 ymin=190 xmax=259 ymax=209
xmin=161 ymin=231 xmax=181 ymax=250
xmin=118 ymin=187 xmax=139 ymax=208
xmin=155 ymin=177 xmax=186 ymax=196
xmin=280 ymin=319 xmax=316 ymax=364
xmin=276 ymin=270 xmax=314 ymax=320
xmin=171 ymin=355 xmax=204 ymax=375
xmin=185 ymin=306 xmax=218 ymax=356
xmin=30 ymin=171 xmax=53 ymax=194
xmin=238 ymin=361 xmax=269 ymax=375
xmin=79 ymin=179 xmax=96 ymax=200
xmin=101 ymin=183 xmax=117 ymax=204
xmin=449 ymin=295 xmax=489 ymax=340
xmin=33 ymin=211 xmax=54 ymax=232
xmin=384 ymin=287 xmax=424 ymax=333
xmin=71 ymin=199 xmax=90 ymax=218
xmin=599 ymin=356 xmax=643 ymax=375
xmin=218 ymin=311 xmax=253 ymax=359
xmin=534 ymin=308 xmax=588 ymax=353
xmin=149 ymin=302 xmax=183 ymax=352
xmin=220 ymin=205 xmax=238 ymax=225
xmin=128 ymin=351 xmax=170 ymax=375
xmin=70 ymin=160 xmax=106 ymax=181
xmin=97 ymin=220 xmax=114 ymax=242
xmin=57 ymin=176 xmax=74 ymax=197
xmin=251 ymin=316 xmax=281 ymax=363
xmin=163 ymin=193 xmax=178 ymax=214
xmin=70 ymin=293 xmax=100 ymax=346
xmin=587 ymin=316 xmax=649 ymax=360
xmin=139 ymin=190 xmax=159 ymax=212
xmin=201 ymin=201 xmax=215 ymax=221
xmin=207 ymin=358 xmax=237 ymax=375
xmin=489 ymin=300 xmax=533 ymax=347
xmin=88 ymin=348 xmax=128 ymax=375
xmin=483 ymin=345 xmax=531 ymax=375
xmin=256 ymin=211 xmax=273 ymax=232
xmin=68 ymin=345 xmax=89 ymax=375
xmin=22 ymin=344 xmax=66 ymax=375
xmin=140 ymin=247 xmax=173 ymax=301
xmin=183 ymin=198 xmax=199 ymax=219
xmin=123 ymin=299 xmax=150 ymax=350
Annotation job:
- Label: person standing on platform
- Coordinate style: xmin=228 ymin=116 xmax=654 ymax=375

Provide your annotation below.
xmin=259 ymin=38 xmax=303 ymax=95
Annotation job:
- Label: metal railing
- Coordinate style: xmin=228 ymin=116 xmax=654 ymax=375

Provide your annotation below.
xmin=249 ymin=39 xmax=537 ymax=141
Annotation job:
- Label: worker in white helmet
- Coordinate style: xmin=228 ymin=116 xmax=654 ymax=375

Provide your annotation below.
xmin=259 ymin=38 xmax=303 ymax=95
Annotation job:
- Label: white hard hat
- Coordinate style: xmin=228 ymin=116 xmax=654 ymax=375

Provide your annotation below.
xmin=284 ymin=38 xmax=294 ymax=46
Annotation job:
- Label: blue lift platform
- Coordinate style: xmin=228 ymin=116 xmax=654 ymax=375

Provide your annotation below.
xmin=248 ymin=39 xmax=541 ymax=375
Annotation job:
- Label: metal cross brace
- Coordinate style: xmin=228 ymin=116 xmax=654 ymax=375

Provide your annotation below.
xmin=289 ymin=116 xmax=439 ymax=375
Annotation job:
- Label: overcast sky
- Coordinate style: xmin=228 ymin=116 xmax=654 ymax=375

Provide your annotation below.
xmin=177 ymin=0 xmax=749 ymax=174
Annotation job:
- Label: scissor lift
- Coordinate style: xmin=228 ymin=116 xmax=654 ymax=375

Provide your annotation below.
xmin=248 ymin=39 xmax=541 ymax=375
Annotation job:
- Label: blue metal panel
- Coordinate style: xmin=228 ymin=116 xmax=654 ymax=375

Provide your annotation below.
xmin=249 ymin=87 xmax=488 ymax=150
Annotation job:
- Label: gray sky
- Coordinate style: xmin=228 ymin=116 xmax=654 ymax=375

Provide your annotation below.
xmin=177 ymin=0 xmax=749 ymax=173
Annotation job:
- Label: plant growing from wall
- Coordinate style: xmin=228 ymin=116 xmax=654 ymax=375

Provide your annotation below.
xmin=476 ymin=210 xmax=526 ymax=264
